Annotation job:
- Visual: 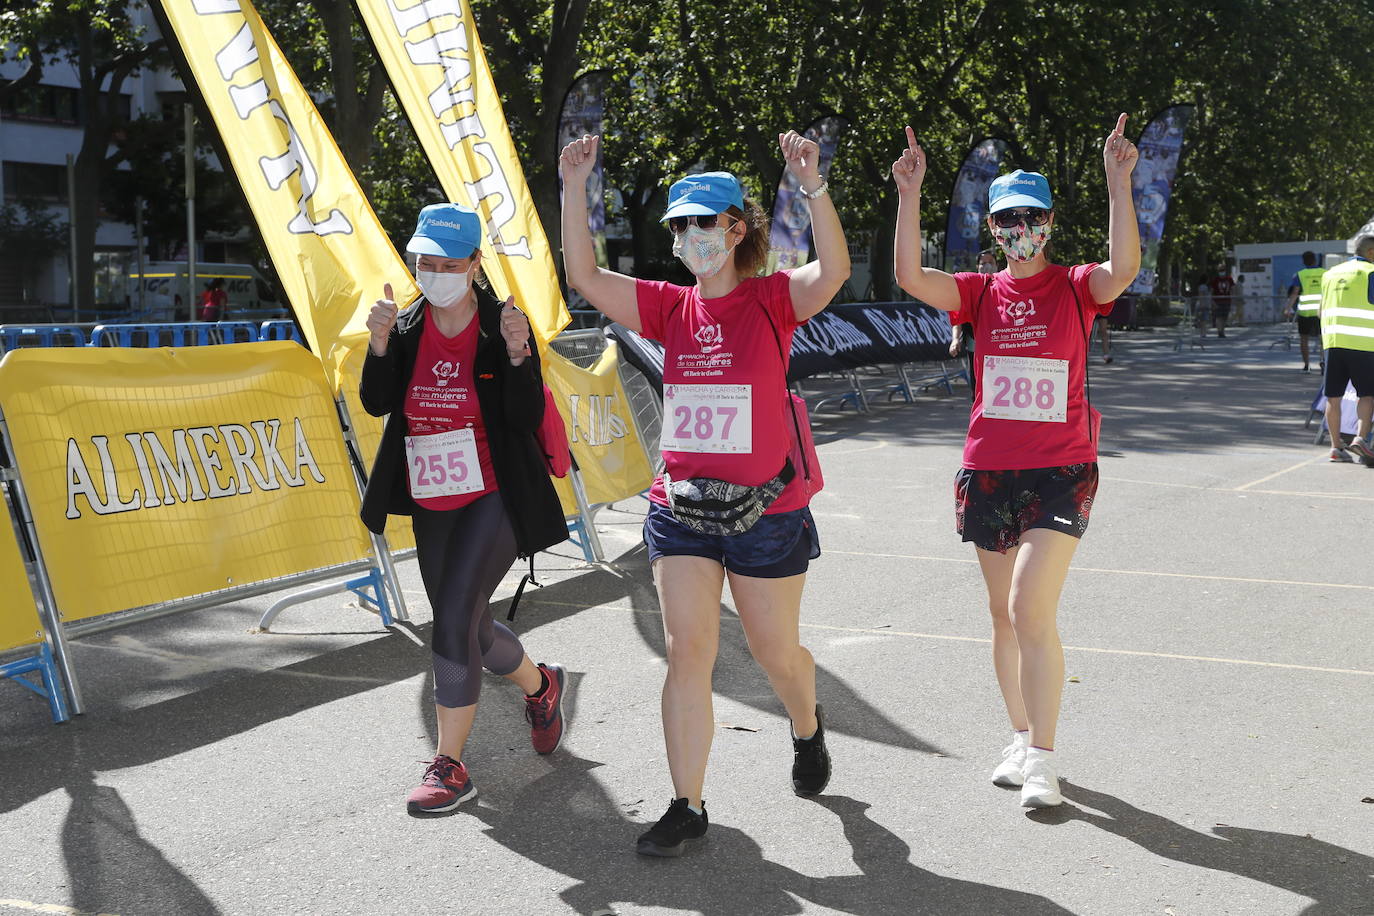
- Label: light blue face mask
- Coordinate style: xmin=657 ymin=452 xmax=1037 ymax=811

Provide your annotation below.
xmin=672 ymin=225 xmax=734 ymax=278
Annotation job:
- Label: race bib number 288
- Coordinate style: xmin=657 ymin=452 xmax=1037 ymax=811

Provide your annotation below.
xmin=982 ymin=355 xmax=1069 ymax=423
xmin=661 ymin=383 xmax=753 ymax=454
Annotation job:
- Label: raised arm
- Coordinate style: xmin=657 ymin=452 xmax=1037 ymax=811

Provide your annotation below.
xmin=559 ymin=135 xmax=641 ymax=331
xmin=784 ymin=130 xmax=850 ymax=321
xmin=1088 ymin=113 xmax=1142 ymax=304
xmin=892 ymin=126 xmax=961 ymax=312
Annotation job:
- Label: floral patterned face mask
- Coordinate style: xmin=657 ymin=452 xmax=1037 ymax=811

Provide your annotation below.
xmin=991 ymin=222 xmax=1052 ymax=263
xmin=672 ymin=225 xmax=735 ymax=278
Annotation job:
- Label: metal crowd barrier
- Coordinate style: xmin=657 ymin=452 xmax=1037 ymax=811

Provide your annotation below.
xmin=0 ymin=325 xmax=88 ymax=351
xmin=0 ymin=320 xmax=305 ymax=354
xmin=89 ymin=321 xmax=262 ymax=348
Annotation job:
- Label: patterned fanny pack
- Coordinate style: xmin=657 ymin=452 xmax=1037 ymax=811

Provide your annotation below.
xmin=663 ymin=459 xmax=796 ymax=536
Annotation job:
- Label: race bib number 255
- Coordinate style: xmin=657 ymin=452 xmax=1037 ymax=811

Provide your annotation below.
xmin=405 ymin=428 xmax=485 ymax=499
xmin=661 ymin=383 xmax=753 ymax=454
xmin=982 ymin=355 xmax=1068 ymax=423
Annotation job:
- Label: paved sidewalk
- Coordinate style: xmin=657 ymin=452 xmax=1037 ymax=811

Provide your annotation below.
xmin=2 ymin=324 xmax=1372 ymax=915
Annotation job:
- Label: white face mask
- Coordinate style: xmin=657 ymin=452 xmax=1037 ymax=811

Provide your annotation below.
xmin=672 ymin=225 xmax=735 ymax=278
xmin=416 ymin=267 xmax=471 ymax=309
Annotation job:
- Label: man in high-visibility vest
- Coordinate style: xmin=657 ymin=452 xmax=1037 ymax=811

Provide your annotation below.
xmin=1283 ymin=250 xmax=1325 ymax=372
xmin=1320 ymin=234 xmax=1374 ymax=464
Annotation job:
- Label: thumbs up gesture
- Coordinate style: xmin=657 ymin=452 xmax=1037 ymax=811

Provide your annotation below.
xmin=500 ymin=296 xmax=532 ymax=362
xmin=368 ymin=282 xmax=399 ymax=355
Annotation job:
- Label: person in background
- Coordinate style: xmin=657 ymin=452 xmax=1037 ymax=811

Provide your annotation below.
xmin=1209 ymin=265 xmax=1235 ymax=338
xmin=950 ymin=250 xmax=997 ymax=397
xmin=359 ymin=203 xmax=571 ymax=815
xmin=198 ymin=278 xmax=227 ymax=322
xmin=1283 ymin=251 xmax=1325 ymax=373
xmin=1318 ymin=234 xmax=1374 ymax=465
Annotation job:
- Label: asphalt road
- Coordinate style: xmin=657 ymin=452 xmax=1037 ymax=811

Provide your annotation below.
xmin=2 ymin=323 xmax=1371 ymax=916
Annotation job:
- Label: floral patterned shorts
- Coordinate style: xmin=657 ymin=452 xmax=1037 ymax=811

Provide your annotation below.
xmin=955 ymin=463 xmax=1099 ymax=554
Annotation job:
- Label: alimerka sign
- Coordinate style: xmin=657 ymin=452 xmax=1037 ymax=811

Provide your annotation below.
xmin=0 ymin=343 xmax=370 ymax=621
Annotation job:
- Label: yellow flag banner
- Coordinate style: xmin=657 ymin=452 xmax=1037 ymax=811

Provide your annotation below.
xmin=0 ymin=501 xmax=44 ymax=654
xmin=154 ymin=0 xmax=417 ymax=390
xmin=544 ymin=345 xmax=654 ymax=510
xmin=354 ymin=0 xmax=570 ymax=343
xmin=0 ymin=343 xmax=370 ymax=623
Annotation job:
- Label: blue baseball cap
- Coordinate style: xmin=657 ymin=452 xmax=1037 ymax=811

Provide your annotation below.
xmin=662 ymin=172 xmax=744 ymax=221
xmin=988 ymin=170 xmax=1052 ymax=213
xmin=407 ymin=203 xmax=482 ymax=259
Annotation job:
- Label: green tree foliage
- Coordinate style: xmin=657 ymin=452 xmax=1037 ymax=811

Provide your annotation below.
xmin=24 ymin=0 xmax=1374 ymax=306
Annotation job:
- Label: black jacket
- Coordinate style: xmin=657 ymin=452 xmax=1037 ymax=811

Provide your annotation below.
xmin=358 ymin=285 xmax=569 ymax=558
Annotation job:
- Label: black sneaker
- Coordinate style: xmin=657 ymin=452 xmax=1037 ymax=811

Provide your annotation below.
xmin=636 ymin=798 xmax=707 ymax=857
xmin=791 ymin=704 xmax=831 ymax=797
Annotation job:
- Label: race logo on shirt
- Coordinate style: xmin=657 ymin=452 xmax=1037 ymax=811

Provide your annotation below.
xmin=998 ymin=298 xmax=1036 ymax=327
xmin=431 ymin=360 xmax=460 ymax=387
xmin=695 ymin=323 xmax=724 ymax=352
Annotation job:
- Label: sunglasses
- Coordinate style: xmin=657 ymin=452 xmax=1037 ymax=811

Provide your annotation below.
xmin=991 ymin=208 xmax=1051 ymax=229
xmin=667 ymin=213 xmax=737 ymax=234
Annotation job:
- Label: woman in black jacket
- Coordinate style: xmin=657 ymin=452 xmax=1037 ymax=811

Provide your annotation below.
xmin=360 ymin=202 xmax=570 ymax=815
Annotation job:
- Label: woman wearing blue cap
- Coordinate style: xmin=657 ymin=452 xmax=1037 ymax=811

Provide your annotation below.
xmin=892 ymin=116 xmax=1140 ymax=808
xmin=560 ymin=132 xmax=849 ymax=855
xmin=359 ymin=202 xmax=570 ymax=815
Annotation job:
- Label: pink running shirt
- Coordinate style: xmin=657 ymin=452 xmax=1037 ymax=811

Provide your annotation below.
xmin=636 ymin=271 xmax=807 ymax=514
xmin=402 ymin=314 xmax=498 ymax=510
xmin=950 ymin=263 xmax=1109 ymax=470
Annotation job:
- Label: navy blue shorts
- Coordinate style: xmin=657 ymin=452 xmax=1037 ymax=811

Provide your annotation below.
xmin=643 ymin=502 xmax=820 ymax=578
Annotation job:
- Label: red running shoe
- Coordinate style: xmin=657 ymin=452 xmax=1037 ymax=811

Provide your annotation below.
xmin=524 ymin=663 xmax=567 ymax=755
xmin=406 ymin=755 xmax=476 ymax=815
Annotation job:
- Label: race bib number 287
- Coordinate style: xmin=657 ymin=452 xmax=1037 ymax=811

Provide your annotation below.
xmin=982 ymin=355 xmax=1069 ymax=423
xmin=661 ymin=383 xmax=753 ymax=454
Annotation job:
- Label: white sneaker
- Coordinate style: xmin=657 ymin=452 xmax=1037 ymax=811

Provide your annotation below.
xmin=991 ymin=732 xmax=1028 ymax=787
xmin=1020 ymin=747 xmax=1063 ymax=807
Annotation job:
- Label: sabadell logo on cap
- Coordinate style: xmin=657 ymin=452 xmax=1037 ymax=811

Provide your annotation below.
xmin=428 ymin=219 xmax=467 ymax=231
xmin=1010 ymin=178 xmax=1037 ymax=187
xmin=686 ymin=183 xmax=711 ymax=193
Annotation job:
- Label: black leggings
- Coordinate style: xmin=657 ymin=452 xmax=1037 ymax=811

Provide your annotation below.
xmin=412 ymin=492 xmax=524 ymax=708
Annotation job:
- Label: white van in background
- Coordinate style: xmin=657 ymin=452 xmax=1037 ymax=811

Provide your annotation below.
xmin=124 ymin=263 xmax=285 ymax=321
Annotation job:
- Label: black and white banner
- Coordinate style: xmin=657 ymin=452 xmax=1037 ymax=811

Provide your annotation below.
xmin=605 ymin=302 xmax=952 ymax=392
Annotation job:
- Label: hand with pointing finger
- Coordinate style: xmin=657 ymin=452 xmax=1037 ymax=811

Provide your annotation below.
xmin=368 ymin=282 xmax=399 ymax=356
xmin=1103 ymin=112 xmax=1138 ymax=187
xmin=891 ymin=125 xmax=926 ymax=194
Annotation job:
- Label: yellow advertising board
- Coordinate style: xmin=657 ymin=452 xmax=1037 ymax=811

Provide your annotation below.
xmin=0 ymin=343 xmax=371 ymax=622
xmin=544 ymin=345 xmax=654 ymax=509
xmin=155 ymin=0 xmax=418 ymax=391
xmin=0 ymin=506 xmax=44 ymax=654
xmin=334 ymin=339 xmax=416 ymax=550
xmin=354 ymin=0 xmax=570 ymax=343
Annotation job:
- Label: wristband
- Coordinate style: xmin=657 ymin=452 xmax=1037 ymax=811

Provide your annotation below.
xmin=799 ymin=179 xmax=828 ymax=200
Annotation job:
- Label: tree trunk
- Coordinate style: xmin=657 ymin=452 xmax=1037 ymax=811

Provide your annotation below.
xmin=529 ymin=0 xmax=591 ymax=278
xmin=315 ymin=0 xmax=386 ymax=179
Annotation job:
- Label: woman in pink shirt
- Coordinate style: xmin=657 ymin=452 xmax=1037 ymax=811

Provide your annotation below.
xmin=360 ymin=203 xmax=570 ymax=816
xmin=892 ymin=115 xmax=1140 ymax=808
xmin=560 ymin=132 xmax=849 ymax=855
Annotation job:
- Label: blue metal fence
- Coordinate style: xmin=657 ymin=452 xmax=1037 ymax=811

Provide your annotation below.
xmin=0 ymin=320 xmax=304 ymax=354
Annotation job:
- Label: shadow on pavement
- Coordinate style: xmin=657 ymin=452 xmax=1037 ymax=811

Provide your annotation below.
xmin=797 ymin=331 xmax=1323 ymax=457
xmin=61 ymin=765 xmax=221 ymax=916
xmin=469 ymin=753 xmax=1072 ymax=916
xmin=501 ymin=542 xmax=947 ymax=755
xmin=1056 ymin=780 xmax=1374 ymax=914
